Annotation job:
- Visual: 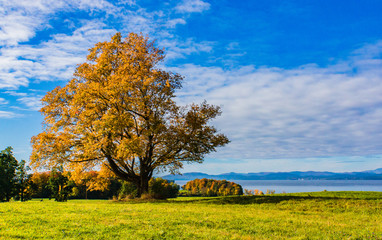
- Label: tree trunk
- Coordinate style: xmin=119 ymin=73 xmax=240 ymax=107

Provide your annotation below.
xmin=141 ymin=176 xmax=149 ymax=195
xmin=136 ymin=175 xmax=149 ymax=198
xmin=20 ymin=180 xmax=24 ymax=202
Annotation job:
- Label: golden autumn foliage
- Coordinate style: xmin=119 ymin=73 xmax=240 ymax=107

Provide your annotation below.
xmin=69 ymin=165 xmax=113 ymax=192
xmin=29 ymin=169 xmax=120 ymax=199
xmin=30 ymin=32 xmax=229 ymax=196
xmin=182 ymin=178 xmax=243 ymax=196
xmin=30 ymin=171 xmax=50 ymax=197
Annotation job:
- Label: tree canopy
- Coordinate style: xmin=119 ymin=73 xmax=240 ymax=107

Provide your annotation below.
xmin=31 ymin=32 xmax=229 ymax=196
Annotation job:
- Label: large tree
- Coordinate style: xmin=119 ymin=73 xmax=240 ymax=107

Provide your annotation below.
xmin=31 ymin=32 xmax=229 ymax=196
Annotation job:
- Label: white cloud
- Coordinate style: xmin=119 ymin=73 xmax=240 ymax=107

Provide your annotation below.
xmin=161 ymin=39 xmax=214 ymax=60
xmin=1 ymin=0 xmax=116 ymax=15
xmin=175 ymin=0 xmax=210 ymax=13
xmin=352 ymin=41 xmax=382 ymax=59
xmin=0 ymin=110 xmax=20 ymax=119
xmin=0 ymin=20 xmax=116 ymax=89
xmin=171 ymin=41 xmax=382 ymax=160
xmin=0 ymin=0 xmax=102 ymax=46
xmin=180 ymin=155 xmax=382 ymax=174
xmin=226 ymin=42 xmax=240 ymax=51
xmin=17 ymin=96 xmax=43 ymax=111
xmin=0 ymin=97 xmax=8 ymax=105
xmin=1 ymin=0 xmax=65 ymax=12
xmin=4 ymin=91 xmax=27 ymax=97
xmin=0 ymin=0 xmax=213 ymax=90
xmin=165 ymin=18 xmax=187 ymax=28
xmin=0 ymin=13 xmax=40 ymax=46
xmin=0 ymin=0 xmax=119 ymax=89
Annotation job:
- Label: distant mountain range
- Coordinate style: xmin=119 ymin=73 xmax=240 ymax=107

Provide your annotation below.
xmin=163 ymin=168 xmax=382 ymax=181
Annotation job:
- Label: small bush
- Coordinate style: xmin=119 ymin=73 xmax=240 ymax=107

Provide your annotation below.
xmin=140 ymin=193 xmax=155 ymax=200
xmin=118 ymin=181 xmax=137 ymax=199
xmin=245 ymin=189 xmax=268 ymax=196
xmin=266 ymin=189 xmax=275 ymax=195
xmin=149 ymin=178 xmax=179 ymax=199
xmin=244 ymin=189 xmax=253 ymax=195
xmin=117 ymin=178 xmax=179 ymax=200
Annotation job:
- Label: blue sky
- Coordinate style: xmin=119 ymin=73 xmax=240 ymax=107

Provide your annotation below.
xmin=1 ymin=0 xmax=382 ymax=174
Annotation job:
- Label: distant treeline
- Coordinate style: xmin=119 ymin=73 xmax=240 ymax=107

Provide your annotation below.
xmin=164 ymin=170 xmax=382 ymax=181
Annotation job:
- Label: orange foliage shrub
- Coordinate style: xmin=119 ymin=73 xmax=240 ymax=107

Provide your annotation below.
xmin=182 ymin=178 xmax=243 ymax=196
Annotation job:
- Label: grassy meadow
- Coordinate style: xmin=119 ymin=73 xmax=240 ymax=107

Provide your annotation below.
xmin=0 ymin=191 xmax=381 ymax=239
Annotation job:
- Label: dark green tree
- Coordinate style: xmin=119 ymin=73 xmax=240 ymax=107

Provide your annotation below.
xmin=149 ymin=178 xmax=179 ymax=199
xmin=117 ymin=177 xmax=179 ymax=199
xmin=14 ymin=160 xmax=33 ymax=202
xmin=0 ymin=147 xmax=18 ymax=202
xmin=48 ymin=167 xmax=74 ymax=202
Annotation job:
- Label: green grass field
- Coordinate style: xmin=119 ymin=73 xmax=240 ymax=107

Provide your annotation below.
xmin=1 ymin=191 xmax=381 ymax=239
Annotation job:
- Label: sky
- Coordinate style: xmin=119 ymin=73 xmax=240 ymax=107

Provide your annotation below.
xmin=1 ymin=0 xmax=382 ymax=174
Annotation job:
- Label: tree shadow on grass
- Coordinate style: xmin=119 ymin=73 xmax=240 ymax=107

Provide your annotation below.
xmin=112 ymin=192 xmax=382 ymax=205
xmin=168 ymin=193 xmax=382 ymax=205
xmin=169 ymin=195 xmax=325 ymax=205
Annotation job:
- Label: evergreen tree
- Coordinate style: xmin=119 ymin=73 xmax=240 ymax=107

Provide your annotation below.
xmin=0 ymin=147 xmax=18 ymax=202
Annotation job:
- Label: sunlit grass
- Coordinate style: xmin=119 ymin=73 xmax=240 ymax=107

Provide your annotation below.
xmin=1 ymin=191 xmax=381 ymax=239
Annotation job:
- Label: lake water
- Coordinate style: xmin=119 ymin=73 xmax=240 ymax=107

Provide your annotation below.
xmin=174 ymin=180 xmax=382 ymax=193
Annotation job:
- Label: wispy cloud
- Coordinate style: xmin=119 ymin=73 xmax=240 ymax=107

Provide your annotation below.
xmin=161 ymin=38 xmax=214 ymax=60
xmin=17 ymin=96 xmax=43 ymax=111
xmin=175 ymin=0 xmax=210 ymax=13
xmin=165 ymin=18 xmax=187 ymax=28
xmin=0 ymin=98 xmax=8 ymax=105
xmin=0 ymin=110 xmax=21 ymax=119
xmin=226 ymin=42 xmax=240 ymax=51
xmin=4 ymin=91 xmax=28 ymax=97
